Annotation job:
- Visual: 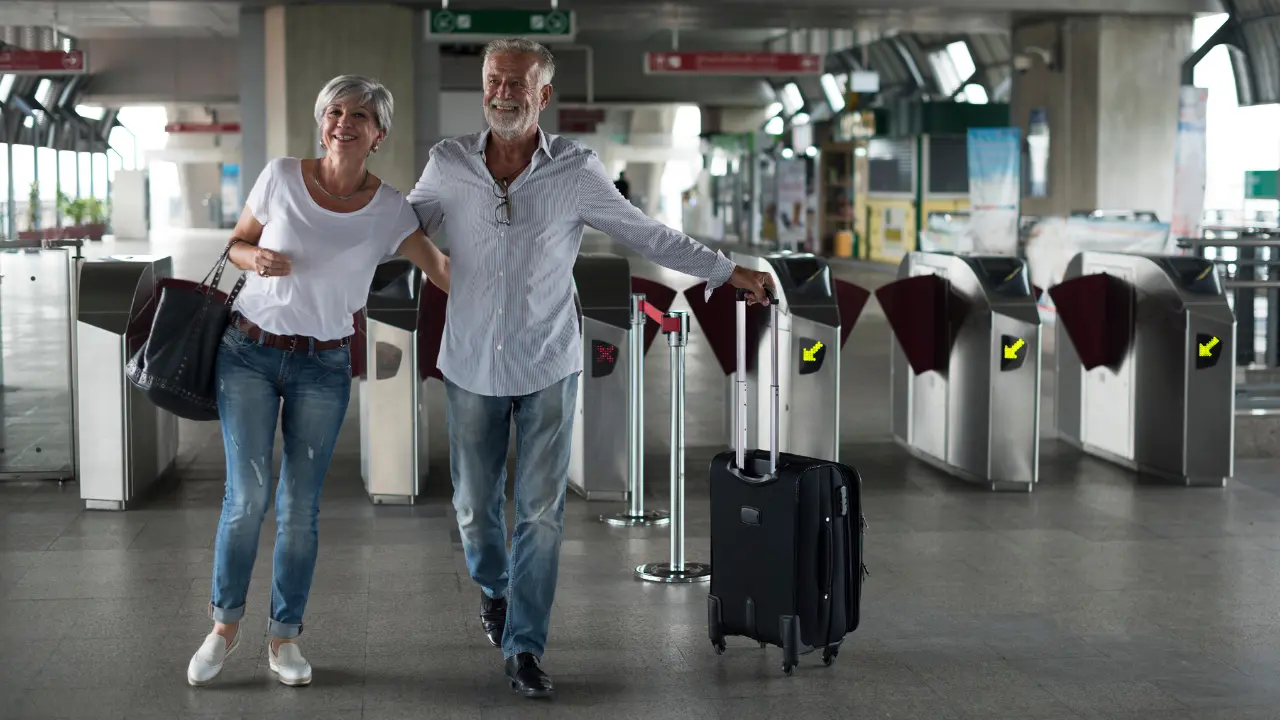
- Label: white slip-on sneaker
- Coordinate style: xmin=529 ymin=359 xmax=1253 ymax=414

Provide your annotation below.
xmin=187 ymin=631 xmax=240 ymax=687
xmin=268 ymin=641 xmax=312 ymax=687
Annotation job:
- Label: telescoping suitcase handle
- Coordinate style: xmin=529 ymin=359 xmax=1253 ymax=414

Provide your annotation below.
xmin=734 ymin=287 xmax=779 ymax=474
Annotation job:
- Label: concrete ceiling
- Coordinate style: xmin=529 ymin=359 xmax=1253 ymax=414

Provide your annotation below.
xmin=0 ymin=0 xmax=1221 ymax=40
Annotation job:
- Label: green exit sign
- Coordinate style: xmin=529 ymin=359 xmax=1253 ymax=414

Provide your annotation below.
xmin=1245 ymin=170 xmax=1278 ymax=200
xmin=427 ymin=9 xmax=576 ymax=42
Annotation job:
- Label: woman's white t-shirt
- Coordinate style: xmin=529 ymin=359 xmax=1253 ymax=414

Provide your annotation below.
xmin=234 ymin=157 xmax=420 ymax=341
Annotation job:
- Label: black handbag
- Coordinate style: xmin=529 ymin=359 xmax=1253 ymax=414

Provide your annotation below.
xmin=125 ymin=242 xmax=247 ymax=421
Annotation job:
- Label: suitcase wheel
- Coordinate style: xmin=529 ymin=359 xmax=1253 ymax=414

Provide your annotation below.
xmin=712 ymin=640 xmax=726 ymax=655
xmin=758 ymin=641 xmax=766 ymax=649
xmin=782 ymin=661 xmax=794 ymax=676
xmin=823 ymin=647 xmax=838 ymax=666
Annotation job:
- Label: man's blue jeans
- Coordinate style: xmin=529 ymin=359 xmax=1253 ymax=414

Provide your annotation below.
xmin=443 ymin=373 xmax=578 ymax=660
xmin=209 ymin=323 xmax=351 ymax=639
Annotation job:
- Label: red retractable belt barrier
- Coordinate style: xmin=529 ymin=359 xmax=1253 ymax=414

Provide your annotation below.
xmin=417 ymin=280 xmax=449 ymax=381
xmin=874 ymin=274 xmax=971 ymax=375
xmin=833 ymin=278 xmax=872 ymax=349
xmin=631 ymin=276 xmax=678 ymax=354
xmin=1047 ymin=273 xmax=1135 ymax=371
xmin=682 ymin=280 xmax=768 ymax=375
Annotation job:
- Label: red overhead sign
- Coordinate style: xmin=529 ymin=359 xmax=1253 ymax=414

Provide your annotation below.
xmin=644 ymin=51 xmax=823 ymax=76
xmin=0 ymin=49 xmax=86 ymax=75
xmin=165 ymin=122 xmax=241 ymax=134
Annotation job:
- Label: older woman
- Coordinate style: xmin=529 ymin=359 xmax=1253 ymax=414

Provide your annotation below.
xmin=186 ymin=75 xmax=449 ymax=688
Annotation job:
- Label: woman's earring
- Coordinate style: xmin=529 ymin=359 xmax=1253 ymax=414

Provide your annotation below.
xmin=371 ymin=145 xmax=379 ymax=153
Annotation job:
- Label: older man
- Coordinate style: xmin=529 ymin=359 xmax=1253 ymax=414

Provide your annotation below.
xmin=408 ymin=37 xmax=774 ymax=699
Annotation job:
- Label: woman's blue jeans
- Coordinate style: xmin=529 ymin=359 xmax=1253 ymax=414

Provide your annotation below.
xmin=208 ymin=323 xmax=351 ymax=639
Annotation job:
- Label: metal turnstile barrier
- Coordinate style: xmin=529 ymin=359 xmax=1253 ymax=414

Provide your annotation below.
xmin=876 ymin=252 xmax=1042 ymax=492
xmin=0 ymin=241 xmax=83 ymax=482
xmin=76 ymin=255 xmax=177 ymax=510
xmin=1049 ymin=251 xmax=1235 ymax=486
xmin=569 ymin=254 xmax=636 ymax=502
xmin=682 ymin=251 xmax=869 ymax=464
xmin=359 ymin=258 xmax=443 ymax=504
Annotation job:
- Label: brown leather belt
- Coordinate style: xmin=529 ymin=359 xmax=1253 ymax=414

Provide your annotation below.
xmin=233 ymin=315 xmax=351 ymax=352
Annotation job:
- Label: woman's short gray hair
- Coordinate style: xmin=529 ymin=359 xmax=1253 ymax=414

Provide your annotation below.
xmin=314 ymin=75 xmax=395 ymax=135
xmin=482 ymin=37 xmax=556 ymax=86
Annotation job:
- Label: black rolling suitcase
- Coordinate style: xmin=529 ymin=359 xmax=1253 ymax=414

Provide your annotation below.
xmin=707 ymin=289 xmax=867 ymax=675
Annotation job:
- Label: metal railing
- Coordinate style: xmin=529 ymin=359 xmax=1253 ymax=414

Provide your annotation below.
xmin=1178 ymin=226 xmax=1280 ymax=414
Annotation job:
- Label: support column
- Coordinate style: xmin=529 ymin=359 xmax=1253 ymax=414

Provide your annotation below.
xmin=413 ymin=9 xmax=441 ymax=176
xmin=1012 ymin=15 xmax=1193 ymax=220
xmin=239 ymin=7 xmax=268 ymax=197
xmin=262 ymin=4 xmax=419 ymax=192
xmin=626 ymin=106 xmax=676 ymax=218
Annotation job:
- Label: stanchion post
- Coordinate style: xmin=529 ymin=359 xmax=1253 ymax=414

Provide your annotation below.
xmin=636 ymin=310 xmax=711 ymax=583
xmin=601 ymin=293 xmax=670 ymax=527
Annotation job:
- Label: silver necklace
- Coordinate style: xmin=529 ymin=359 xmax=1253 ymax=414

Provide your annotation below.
xmin=313 ymin=161 xmax=368 ymax=201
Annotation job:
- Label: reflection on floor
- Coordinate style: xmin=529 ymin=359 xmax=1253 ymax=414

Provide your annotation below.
xmin=2 ymin=230 xmax=1280 ymax=719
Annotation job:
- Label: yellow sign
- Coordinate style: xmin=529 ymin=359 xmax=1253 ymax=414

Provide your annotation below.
xmin=1199 ymin=336 xmax=1219 ymax=357
xmin=1003 ymin=338 xmax=1025 ymax=360
xmin=803 ymin=341 xmax=824 ymax=362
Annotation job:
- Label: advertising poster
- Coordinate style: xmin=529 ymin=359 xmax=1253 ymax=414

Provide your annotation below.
xmin=1171 ymin=85 xmax=1209 ymax=240
xmin=966 ymin=127 xmax=1022 ymax=255
xmin=219 ymin=163 xmax=242 ymax=228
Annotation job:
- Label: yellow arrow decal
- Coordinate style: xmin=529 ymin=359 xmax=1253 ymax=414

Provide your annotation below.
xmin=1199 ymin=336 xmax=1219 ymax=357
xmin=803 ymin=341 xmax=824 ymax=362
xmin=1003 ymin=338 xmax=1025 ymax=360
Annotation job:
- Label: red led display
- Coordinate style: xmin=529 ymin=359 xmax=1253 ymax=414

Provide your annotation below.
xmin=591 ymin=340 xmax=619 ymax=378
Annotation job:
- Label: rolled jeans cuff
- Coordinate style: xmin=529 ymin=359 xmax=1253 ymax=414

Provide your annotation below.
xmin=269 ymin=618 xmax=302 ymax=639
xmin=210 ymin=602 xmax=245 ymax=625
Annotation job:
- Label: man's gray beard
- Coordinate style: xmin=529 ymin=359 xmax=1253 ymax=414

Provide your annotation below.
xmin=486 ymin=107 xmax=535 ymax=139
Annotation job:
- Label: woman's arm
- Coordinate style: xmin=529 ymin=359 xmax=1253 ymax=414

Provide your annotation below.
xmin=226 ymin=205 xmax=290 ymax=276
xmin=395 ymin=229 xmax=450 ymax=294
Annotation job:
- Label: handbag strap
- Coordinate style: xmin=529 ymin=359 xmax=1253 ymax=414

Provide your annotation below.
xmin=200 ymin=239 xmax=250 ymax=307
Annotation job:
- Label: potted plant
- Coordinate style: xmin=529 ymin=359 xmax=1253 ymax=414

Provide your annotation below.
xmin=57 ymin=192 xmax=89 ymax=239
xmin=83 ymin=198 xmax=109 ymax=241
xmin=18 ymin=182 xmax=42 ymax=241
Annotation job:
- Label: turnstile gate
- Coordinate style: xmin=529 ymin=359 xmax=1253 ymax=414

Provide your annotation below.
xmin=1050 ymin=251 xmax=1235 ymax=486
xmin=722 ymin=251 xmax=844 ymax=462
xmin=878 ymin=252 xmax=1042 ymax=491
xmin=359 ymin=259 xmax=433 ymax=504
xmin=76 ymin=255 xmax=178 ymax=510
xmin=568 ymin=253 xmax=632 ymax=501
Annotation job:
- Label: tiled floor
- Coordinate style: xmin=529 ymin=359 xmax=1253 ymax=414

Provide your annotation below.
xmin=3 ymin=231 xmax=1280 ymax=719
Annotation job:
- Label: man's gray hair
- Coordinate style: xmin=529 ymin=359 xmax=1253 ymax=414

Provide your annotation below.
xmin=314 ymin=75 xmax=395 ymax=135
xmin=482 ymin=37 xmax=556 ymax=85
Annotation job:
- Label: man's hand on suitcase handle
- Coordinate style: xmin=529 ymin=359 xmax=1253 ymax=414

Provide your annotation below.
xmin=729 ymin=266 xmax=775 ymax=306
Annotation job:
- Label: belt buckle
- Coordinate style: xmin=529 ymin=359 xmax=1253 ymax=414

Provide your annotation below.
xmin=287 ymin=336 xmax=299 ymax=353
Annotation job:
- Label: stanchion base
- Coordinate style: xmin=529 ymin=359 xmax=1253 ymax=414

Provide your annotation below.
xmin=635 ymin=561 xmax=711 ymax=584
xmin=600 ymin=510 xmax=671 ymax=527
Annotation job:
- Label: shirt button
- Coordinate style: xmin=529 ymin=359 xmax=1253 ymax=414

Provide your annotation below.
xmin=499 ymin=271 xmax=504 ymax=277
xmin=497 ymin=345 xmax=503 ymax=351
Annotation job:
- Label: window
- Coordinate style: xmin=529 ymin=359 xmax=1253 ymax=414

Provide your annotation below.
xmin=820 ymin=73 xmax=846 ymax=113
xmin=0 ymin=75 xmax=14 ymax=103
xmin=35 ymin=79 xmax=54 ymax=109
xmin=946 ymin=41 xmax=976 ymax=82
xmin=780 ymin=83 xmax=804 ymax=115
xmin=929 ymin=41 xmax=977 ymax=98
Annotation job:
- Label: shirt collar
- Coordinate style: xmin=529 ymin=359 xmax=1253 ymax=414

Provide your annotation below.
xmin=474 ymin=126 xmax=555 ymax=161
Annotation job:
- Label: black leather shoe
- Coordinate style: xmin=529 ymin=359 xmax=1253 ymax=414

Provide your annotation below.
xmin=505 ymin=652 xmax=554 ymax=699
xmin=479 ymin=593 xmax=507 ymax=648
